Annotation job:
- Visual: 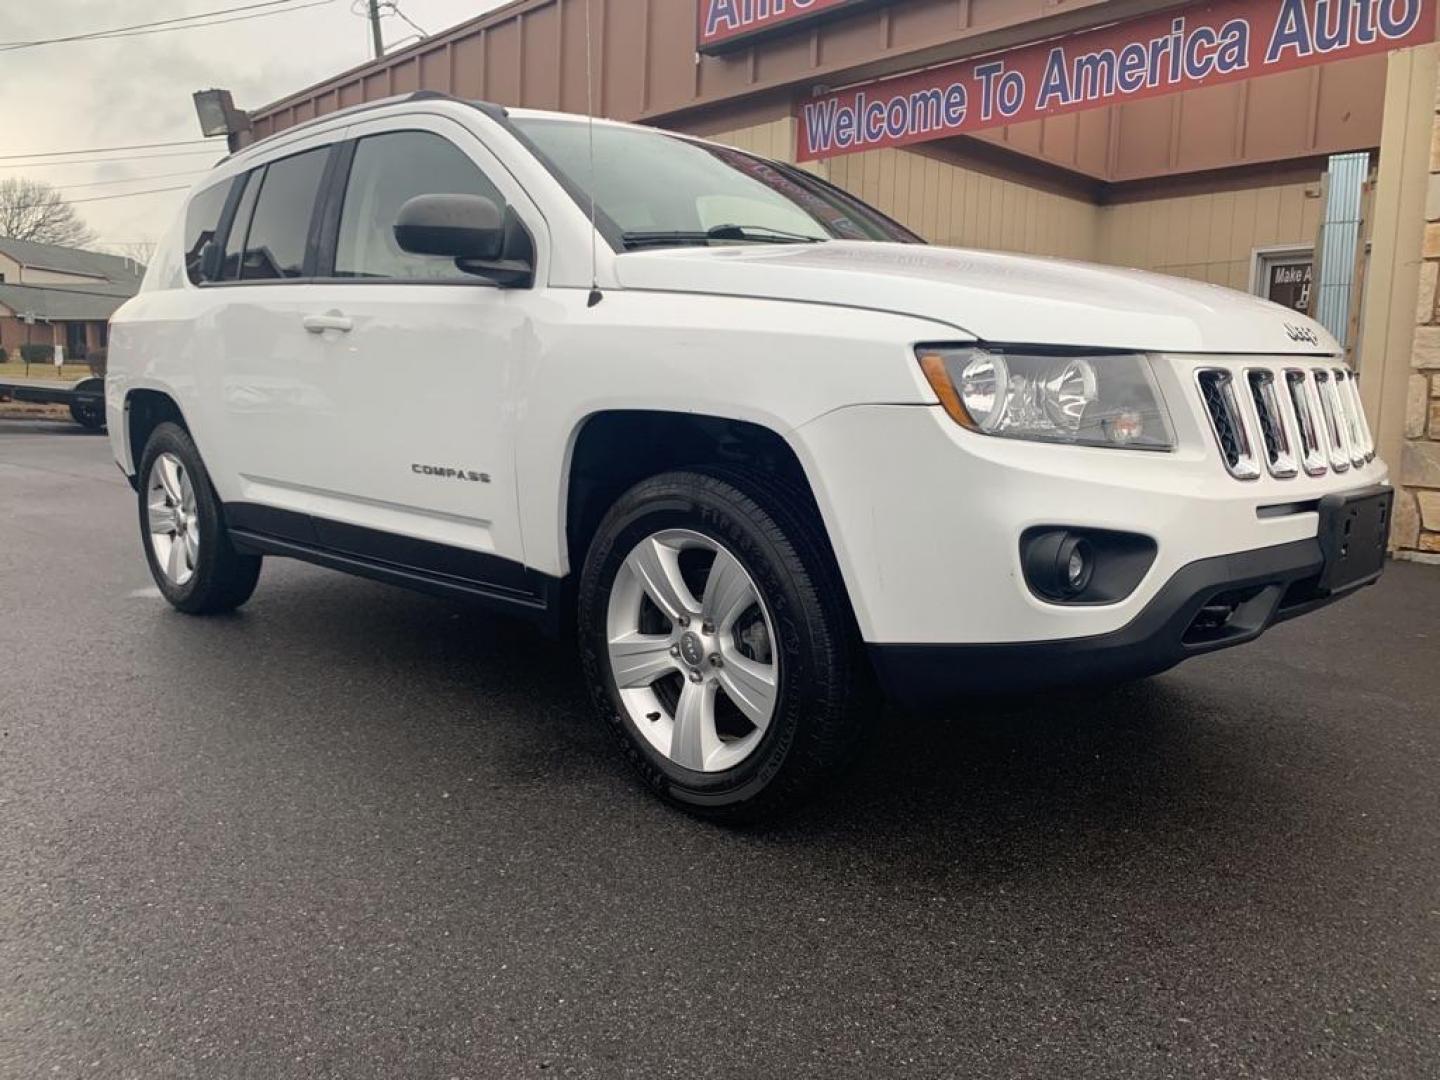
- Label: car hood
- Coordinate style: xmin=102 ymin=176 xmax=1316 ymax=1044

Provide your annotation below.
xmin=613 ymin=241 xmax=1339 ymax=356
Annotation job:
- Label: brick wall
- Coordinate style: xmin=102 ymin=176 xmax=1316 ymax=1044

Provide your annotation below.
xmin=0 ymin=317 xmax=62 ymax=355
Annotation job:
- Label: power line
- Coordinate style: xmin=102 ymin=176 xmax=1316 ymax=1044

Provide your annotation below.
xmin=1 ymin=0 xmax=293 ymax=51
xmin=350 ymin=0 xmax=428 ymax=56
xmin=0 ymin=0 xmax=337 ymax=53
xmin=67 ymin=185 xmax=193 ymax=206
xmin=49 ymin=170 xmax=210 ymax=193
xmin=385 ymin=2 xmax=428 ymax=39
xmin=2 ymin=185 xmax=192 ymax=211
xmin=0 ymin=138 xmax=218 ymax=163
xmin=1 ymin=0 xmax=294 ymax=51
xmin=0 ymin=150 xmax=224 ymax=171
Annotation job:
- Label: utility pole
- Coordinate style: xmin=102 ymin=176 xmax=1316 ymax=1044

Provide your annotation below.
xmin=367 ymin=0 xmax=384 ymax=59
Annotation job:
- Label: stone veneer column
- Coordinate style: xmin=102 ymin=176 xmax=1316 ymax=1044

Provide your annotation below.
xmin=1405 ymin=59 xmax=1440 ymax=558
xmin=1361 ymin=45 xmax=1440 ymax=562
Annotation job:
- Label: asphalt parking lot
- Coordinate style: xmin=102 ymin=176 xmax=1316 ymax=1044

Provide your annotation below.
xmin=1 ymin=420 xmax=1437 ymax=1079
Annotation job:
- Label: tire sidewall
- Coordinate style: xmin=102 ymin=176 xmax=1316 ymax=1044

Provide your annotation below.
xmin=579 ymin=475 xmax=833 ymax=810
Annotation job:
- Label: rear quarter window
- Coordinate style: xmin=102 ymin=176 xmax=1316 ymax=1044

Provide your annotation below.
xmin=183 ymin=179 xmax=233 ymax=286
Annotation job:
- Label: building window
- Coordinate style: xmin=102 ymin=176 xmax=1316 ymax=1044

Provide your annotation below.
xmin=1251 ymin=247 xmax=1313 ymax=314
xmin=65 ymin=321 xmax=87 ymax=359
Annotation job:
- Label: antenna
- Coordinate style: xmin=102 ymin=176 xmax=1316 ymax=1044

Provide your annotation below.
xmin=583 ymin=0 xmax=602 ymax=308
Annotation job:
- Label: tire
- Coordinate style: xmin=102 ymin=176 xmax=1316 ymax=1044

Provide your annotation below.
xmin=69 ymin=401 xmax=105 ymax=430
xmin=137 ymin=422 xmax=261 ymax=614
xmin=69 ymin=379 xmax=106 ymax=430
xmin=578 ymin=469 xmax=871 ymax=823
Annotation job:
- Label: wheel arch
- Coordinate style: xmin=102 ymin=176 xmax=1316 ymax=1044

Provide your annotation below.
xmin=558 ymin=409 xmax=867 ymax=636
xmin=122 ymin=388 xmax=191 ymax=479
xmin=563 ymin=410 xmax=798 ymax=566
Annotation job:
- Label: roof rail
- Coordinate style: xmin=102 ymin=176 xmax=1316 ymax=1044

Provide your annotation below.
xmin=220 ymin=91 xmax=508 ymax=164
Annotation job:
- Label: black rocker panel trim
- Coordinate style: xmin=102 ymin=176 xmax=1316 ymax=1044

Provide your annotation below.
xmin=226 ymin=501 xmax=319 ymax=546
xmin=225 ymin=502 xmax=559 ymax=625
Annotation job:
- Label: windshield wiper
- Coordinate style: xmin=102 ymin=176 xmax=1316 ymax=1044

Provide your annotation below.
xmin=621 ymin=224 xmax=827 ymax=250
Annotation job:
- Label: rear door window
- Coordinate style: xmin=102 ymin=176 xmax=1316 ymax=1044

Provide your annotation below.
xmin=236 ymin=147 xmax=330 ymax=280
xmin=221 ymin=169 xmax=263 ymax=281
xmin=333 ymin=131 xmax=505 ymax=281
xmin=183 ymin=179 xmax=233 ymax=285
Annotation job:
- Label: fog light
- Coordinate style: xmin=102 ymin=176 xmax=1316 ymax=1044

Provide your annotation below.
xmin=1019 ymin=526 xmax=1156 ymax=606
xmin=1058 ymin=536 xmax=1094 ymax=596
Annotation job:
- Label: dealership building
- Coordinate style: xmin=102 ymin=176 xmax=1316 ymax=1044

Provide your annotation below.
xmin=243 ymin=0 xmax=1440 ymax=558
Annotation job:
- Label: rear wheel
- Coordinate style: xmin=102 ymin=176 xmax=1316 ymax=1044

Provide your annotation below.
xmin=138 ymin=422 xmax=261 ymax=614
xmin=69 ymin=401 xmax=105 ymax=430
xmin=578 ymin=470 xmax=870 ymax=823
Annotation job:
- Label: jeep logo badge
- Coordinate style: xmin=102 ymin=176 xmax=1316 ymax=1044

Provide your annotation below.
xmin=1284 ymin=322 xmax=1319 ymax=346
xmin=679 ymin=631 xmax=706 ymax=668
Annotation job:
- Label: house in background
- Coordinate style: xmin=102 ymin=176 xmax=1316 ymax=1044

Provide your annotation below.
xmin=0 ymin=237 xmax=144 ymax=361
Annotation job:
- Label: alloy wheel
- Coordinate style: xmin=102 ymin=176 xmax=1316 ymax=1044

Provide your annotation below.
xmin=605 ymin=529 xmax=779 ymax=773
xmin=147 ymin=451 xmax=200 ymax=586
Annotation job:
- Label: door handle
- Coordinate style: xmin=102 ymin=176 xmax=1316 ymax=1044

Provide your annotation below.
xmin=302 ymin=312 xmax=353 ymax=334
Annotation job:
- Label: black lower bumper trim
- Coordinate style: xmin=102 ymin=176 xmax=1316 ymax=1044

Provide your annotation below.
xmin=869 ymin=536 xmax=1380 ymax=705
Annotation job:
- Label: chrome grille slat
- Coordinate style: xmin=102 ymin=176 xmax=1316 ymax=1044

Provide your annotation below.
xmin=1335 ymin=370 xmax=1373 ymax=465
xmin=1196 ymin=369 xmax=1261 ymax=480
xmin=1313 ymin=368 xmax=1351 ymax=473
xmin=1245 ymin=369 xmax=1298 ymax=478
xmin=1285 ymin=368 xmax=1330 ymax=477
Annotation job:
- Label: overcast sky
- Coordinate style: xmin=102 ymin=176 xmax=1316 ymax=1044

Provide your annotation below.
xmin=0 ymin=0 xmax=510 ymax=254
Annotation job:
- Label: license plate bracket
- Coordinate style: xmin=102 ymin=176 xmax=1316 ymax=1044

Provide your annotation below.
xmin=1316 ymin=486 xmax=1392 ymax=595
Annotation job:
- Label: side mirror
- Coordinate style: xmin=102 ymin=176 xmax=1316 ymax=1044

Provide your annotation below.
xmin=394 ymin=194 xmax=505 ymax=261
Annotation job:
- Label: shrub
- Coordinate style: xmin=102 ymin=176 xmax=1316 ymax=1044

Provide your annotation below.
xmin=0 ymin=346 xmax=7 ymax=363
xmin=87 ymin=348 xmax=107 ymax=378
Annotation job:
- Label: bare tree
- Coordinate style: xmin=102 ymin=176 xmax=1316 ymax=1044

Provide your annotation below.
xmin=0 ymin=178 xmax=97 ymax=249
xmin=108 ymin=240 xmax=156 ymax=270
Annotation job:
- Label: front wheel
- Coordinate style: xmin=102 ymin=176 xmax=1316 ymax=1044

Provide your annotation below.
xmin=578 ymin=470 xmax=870 ymax=823
xmin=138 ymin=422 xmax=262 ymax=614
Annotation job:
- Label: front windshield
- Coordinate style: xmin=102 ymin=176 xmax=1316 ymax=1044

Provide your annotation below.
xmin=509 ymin=117 xmax=921 ymax=250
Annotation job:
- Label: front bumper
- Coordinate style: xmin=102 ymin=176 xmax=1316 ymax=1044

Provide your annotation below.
xmin=867 ymin=534 xmax=1380 ymax=705
xmin=792 ymin=398 xmax=1390 ymax=646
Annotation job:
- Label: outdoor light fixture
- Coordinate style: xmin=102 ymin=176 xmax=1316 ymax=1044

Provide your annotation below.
xmin=192 ymin=88 xmax=252 ymax=150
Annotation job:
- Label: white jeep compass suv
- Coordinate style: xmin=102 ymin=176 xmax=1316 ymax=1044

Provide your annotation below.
xmin=107 ymin=93 xmax=1392 ymax=821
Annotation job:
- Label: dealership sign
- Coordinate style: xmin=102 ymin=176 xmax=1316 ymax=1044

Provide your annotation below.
xmin=699 ymin=0 xmax=869 ymax=53
xmin=797 ymin=0 xmax=1436 ymax=161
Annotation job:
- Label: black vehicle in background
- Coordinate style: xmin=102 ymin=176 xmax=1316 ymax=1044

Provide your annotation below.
xmin=0 ymin=376 xmax=106 ymax=430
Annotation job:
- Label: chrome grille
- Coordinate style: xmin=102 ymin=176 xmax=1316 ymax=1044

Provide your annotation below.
xmin=1196 ymin=369 xmax=1260 ymax=480
xmin=1197 ymin=362 xmax=1372 ymax=481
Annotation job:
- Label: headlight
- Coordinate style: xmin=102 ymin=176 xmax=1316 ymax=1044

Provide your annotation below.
xmin=917 ymin=345 xmax=1175 ymax=450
